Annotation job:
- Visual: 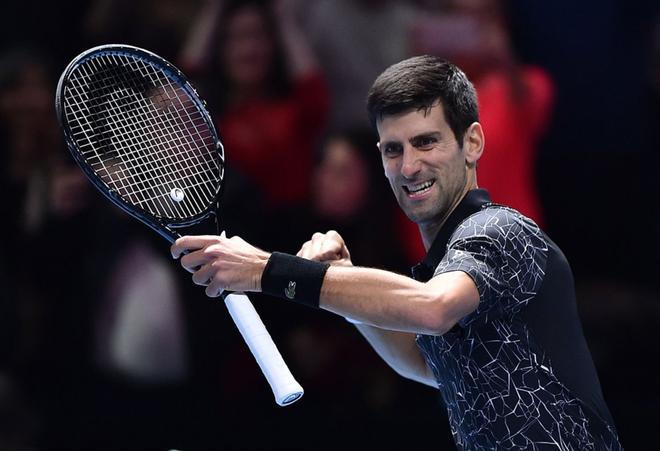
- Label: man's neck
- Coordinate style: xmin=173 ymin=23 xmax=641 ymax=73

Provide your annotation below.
xmin=418 ymin=183 xmax=477 ymax=250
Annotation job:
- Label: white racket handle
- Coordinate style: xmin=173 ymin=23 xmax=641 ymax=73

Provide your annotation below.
xmin=223 ymin=292 xmax=304 ymax=406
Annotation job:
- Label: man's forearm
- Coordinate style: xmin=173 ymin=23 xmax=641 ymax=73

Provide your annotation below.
xmin=318 ymin=265 xmax=453 ymax=335
xmin=354 ymin=323 xmax=437 ymax=388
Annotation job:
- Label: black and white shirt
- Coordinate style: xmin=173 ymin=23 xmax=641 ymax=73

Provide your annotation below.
xmin=413 ymin=189 xmax=622 ymax=450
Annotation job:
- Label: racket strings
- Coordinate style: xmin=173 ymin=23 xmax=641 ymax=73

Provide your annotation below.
xmin=123 ymin=56 xmax=221 ymax=203
xmin=63 ymin=52 xmax=222 ymax=220
xmin=66 ymin=63 xmax=209 ymax=219
xmin=91 ymin=55 xmax=217 ymax=217
xmin=94 ymin=67 xmax=213 ymax=216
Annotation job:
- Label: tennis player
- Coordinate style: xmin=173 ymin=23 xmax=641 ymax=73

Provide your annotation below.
xmin=171 ymin=56 xmax=622 ymax=450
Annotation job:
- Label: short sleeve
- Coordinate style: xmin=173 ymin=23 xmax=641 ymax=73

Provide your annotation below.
xmin=433 ymin=207 xmax=548 ymax=328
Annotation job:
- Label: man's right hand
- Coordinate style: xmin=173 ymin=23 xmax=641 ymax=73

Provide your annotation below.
xmin=296 ymin=230 xmax=352 ymax=267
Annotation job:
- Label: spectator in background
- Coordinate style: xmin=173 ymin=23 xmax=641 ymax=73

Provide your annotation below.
xmin=412 ymin=0 xmax=555 ymax=225
xmin=310 ymin=127 xmax=409 ymax=272
xmin=300 ymin=1 xmax=455 ymax=263
xmin=181 ymin=0 xmax=329 ymax=251
xmin=0 ymin=50 xmax=68 ymax=381
xmin=83 ymin=0 xmax=200 ymax=61
xmin=0 ymin=50 xmax=64 ymax=239
xmin=276 ymin=127 xmax=444 ymax=449
xmin=298 ymin=0 xmax=420 ymax=130
xmin=0 ymin=49 xmax=83 ymax=449
xmin=0 ymin=47 xmax=226 ymax=450
xmin=298 ymin=0 xmax=553 ymax=255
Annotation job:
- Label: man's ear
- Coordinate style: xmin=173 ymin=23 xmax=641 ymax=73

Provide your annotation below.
xmin=463 ymin=122 xmax=484 ymax=168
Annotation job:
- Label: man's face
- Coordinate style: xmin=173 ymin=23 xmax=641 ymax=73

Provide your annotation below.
xmin=377 ymin=102 xmax=468 ymax=226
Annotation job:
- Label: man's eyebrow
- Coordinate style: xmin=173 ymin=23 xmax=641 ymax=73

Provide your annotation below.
xmin=380 ymin=132 xmax=443 ymax=148
xmin=409 ymin=131 xmax=442 ymax=142
xmin=379 ymin=139 xmax=402 ymax=148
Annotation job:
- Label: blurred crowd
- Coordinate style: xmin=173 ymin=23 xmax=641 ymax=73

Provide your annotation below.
xmin=0 ymin=0 xmax=659 ymax=449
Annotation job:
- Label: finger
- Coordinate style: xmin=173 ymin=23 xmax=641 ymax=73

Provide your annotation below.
xmin=228 ymin=235 xmax=248 ymax=245
xmin=192 ymin=262 xmax=215 ymax=286
xmin=318 ymin=241 xmax=342 ymax=261
xmin=180 ymin=248 xmax=215 ymax=273
xmin=297 ymin=241 xmax=311 ymax=258
xmin=310 ymin=232 xmax=326 ymax=258
xmin=300 ymin=241 xmax=313 ymax=258
xmin=341 ymin=245 xmax=351 ymax=260
xmin=171 ymin=235 xmax=220 ymax=259
xmin=326 ymin=230 xmax=345 ymax=247
xmin=326 ymin=230 xmax=350 ymax=259
xmin=206 ymin=277 xmax=225 ymax=298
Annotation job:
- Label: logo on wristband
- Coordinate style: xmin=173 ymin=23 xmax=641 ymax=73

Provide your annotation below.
xmin=285 ymin=281 xmax=296 ymax=299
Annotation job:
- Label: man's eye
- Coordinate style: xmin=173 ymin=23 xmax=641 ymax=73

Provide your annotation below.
xmin=383 ymin=144 xmax=402 ymax=156
xmin=414 ymin=136 xmax=436 ymax=148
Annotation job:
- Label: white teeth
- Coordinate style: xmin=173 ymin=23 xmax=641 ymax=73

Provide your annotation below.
xmin=406 ymin=180 xmax=434 ymax=194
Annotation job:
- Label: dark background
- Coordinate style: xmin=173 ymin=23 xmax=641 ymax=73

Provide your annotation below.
xmin=1 ymin=0 xmax=659 ymax=449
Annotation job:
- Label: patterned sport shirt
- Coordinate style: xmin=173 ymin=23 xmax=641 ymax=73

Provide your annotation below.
xmin=413 ymin=189 xmax=622 ymax=450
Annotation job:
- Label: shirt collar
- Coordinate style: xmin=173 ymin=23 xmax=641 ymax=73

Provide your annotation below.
xmin=411 ymin=189 xmax=492 ymax=281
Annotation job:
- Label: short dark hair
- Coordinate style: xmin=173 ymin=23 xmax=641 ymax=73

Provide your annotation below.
xmin=366 ymin=55 xmax=479 ymax=145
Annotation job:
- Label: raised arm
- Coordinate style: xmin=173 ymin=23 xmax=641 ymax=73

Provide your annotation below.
xmin=353 ymin=323 xmax=436 ymax=387
xmin=171 ymin=231 xmax=480 ymax=387
xmin=295 ymin=231 xmax=437 ymax=387
xmin=274 ymin=0 xmax=319 ymax=78
xmin=319 ymin=264 xmax=478 ymax=335
xmin=304 ymin=232 xmax=477 ymax=387
xmin=179 ymin=0 xmax=224 ymax=72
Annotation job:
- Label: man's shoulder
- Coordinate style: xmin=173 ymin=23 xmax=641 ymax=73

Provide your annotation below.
xmin=448 ymin=204 xmax=545 ymax=247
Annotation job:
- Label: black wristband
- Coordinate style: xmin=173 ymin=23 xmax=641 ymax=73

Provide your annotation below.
xmin=261 ymin=252 xmax=330 ymax=308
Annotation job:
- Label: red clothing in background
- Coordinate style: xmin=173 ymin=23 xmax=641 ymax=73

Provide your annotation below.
xmin=475 ymin=66 xmax=555 ymax=226
xmin=219 ymin=73 xmax=329 ymax=207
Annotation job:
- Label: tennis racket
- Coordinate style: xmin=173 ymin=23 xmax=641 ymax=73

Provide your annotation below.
xmin=55 ymin=44 xmax=303 ymax=406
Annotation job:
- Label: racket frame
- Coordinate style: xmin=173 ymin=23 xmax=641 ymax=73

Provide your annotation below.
xmin=55 ymin=44 xmax=225 ymax=243
xmin=55 ymin=44 xmax=304 ymax=407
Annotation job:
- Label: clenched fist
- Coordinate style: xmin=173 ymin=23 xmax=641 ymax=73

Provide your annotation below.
xmin=296 ymin=230 xmax=352 ymax=267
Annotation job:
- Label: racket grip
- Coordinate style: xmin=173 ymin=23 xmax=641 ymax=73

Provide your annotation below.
xmin=223 ymin=292 xmax=304 ymax=406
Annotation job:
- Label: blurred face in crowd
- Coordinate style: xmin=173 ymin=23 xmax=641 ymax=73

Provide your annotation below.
xmin=377 ymin=102 xmax=480 ymax=228
xmin=449 ymin=0 xmax=510 ymax=74
xmin=314 ymin=138 xmax=370 ymax=221
xmin=410 ymin=0 xmax=510 ymax=79
xmin=0 ymin=63 xmax=53 ymax=135
xmin=222 ymin=5 xmax=274 ymax=90
xmin=0 ymin=62 xmax=60 ymax=179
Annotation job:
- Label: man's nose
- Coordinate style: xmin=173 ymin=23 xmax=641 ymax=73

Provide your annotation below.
xmin=401 ymin=147 xmax=421 ymax=179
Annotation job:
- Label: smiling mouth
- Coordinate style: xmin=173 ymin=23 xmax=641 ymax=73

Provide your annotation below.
xmin=403 ymin=180 xmax=435 ymax=196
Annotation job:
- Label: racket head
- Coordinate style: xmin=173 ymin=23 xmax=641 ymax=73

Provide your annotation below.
xmin=55 ymin=44 xmax=225 ymax=242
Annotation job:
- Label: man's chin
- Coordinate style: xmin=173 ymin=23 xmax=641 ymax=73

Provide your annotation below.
xmin=400 ymin=202 xmax=447 ymax=226
xmin=402 ymin=207 xmax=432 ymax=224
